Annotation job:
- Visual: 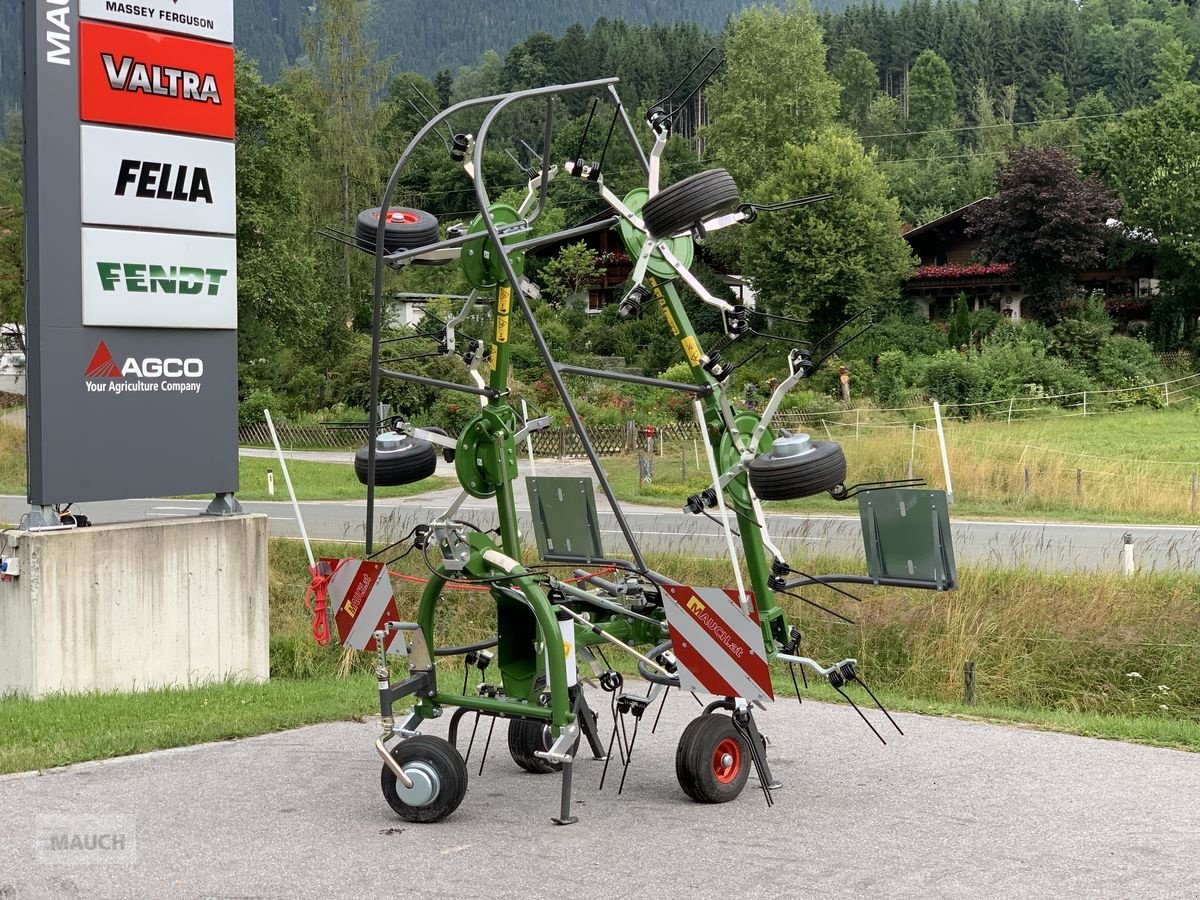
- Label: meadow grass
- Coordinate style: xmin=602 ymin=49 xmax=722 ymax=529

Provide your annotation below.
xmin=605 ymin=405 xmax=1200 ymax=524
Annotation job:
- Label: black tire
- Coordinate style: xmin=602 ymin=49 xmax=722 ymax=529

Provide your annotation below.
xmin=507 ymin=719 xmax=561 ymax=774
xmin=380 ymin=735 xmax=468 ymax=823
xmin=748 ymin=440 xmax=847 ymax=501
xmin=422 ymin=426 xmax=456 ymax=463
xmin=675 ymin=714 xmax=751 ymax=804
xmin=641 ymin=169 xmax=740 ymax=239
xmin=353 ymin=436 xmax=438 ymax=487
xmin=356 ymin=207 xmax=440 ymax=254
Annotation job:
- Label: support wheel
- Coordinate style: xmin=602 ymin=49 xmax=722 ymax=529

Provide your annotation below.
xmin=641 ymin=169 xmax=740 ymax=239
xmin=354 ymin=435 xmax=438 ymax=486
xmin=356 ymin=206 xmax=440 ymax=253
xmin=675 ymin=714 xmax=750 ymax=804
xmin=507 ymin=719 xmax=561 ymax=774
xmin=381 ymin=735 xmax=468 ymax=823
xmin=747 ymin=437 xmax=847 ymax=501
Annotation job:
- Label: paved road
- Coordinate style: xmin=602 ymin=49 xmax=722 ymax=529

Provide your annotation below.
xmin=1 ymin=696 xmax=1196 ymax=898
xmin=3 ymin=459 xmax=1197 ymax=573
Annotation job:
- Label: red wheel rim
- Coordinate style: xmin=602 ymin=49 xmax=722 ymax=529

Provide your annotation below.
xmin=712 ymin=737 xmax=742 ymax=784
xmin=379 ymin=209 xmax=421 ymax=225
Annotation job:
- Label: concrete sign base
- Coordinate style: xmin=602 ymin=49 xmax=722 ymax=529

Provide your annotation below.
xmin=0 ymin=515 xmax=269 ymax=698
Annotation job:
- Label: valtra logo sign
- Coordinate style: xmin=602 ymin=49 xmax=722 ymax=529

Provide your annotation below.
xmin=80 ymin=21 xmax=235 ymax=139
xmin=84 ymin=341 xmax=205 ymax=396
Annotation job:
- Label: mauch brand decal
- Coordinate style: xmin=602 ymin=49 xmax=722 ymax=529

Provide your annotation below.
xmin=84 ymin=341 xmax=204 ymax=395
xmin=45 ymin=0 xmax=73 ymax=66
xmin=117 ymin=160 xmax=213 ymax=203
xmin=95 ymin=262 xmax=228 ymax=296
xmin=80 ymin=21 xmax=235 ymax=139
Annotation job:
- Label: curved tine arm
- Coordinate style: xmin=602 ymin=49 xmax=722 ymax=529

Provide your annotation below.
xmin=749 ymin=357 xmax=808 ymax=453
xmin=657 ymin=244 xmax=736 ymax=314
xmin=608 ymin=84 xmax=650 ymax=176
xmin=443 ymin=289 xmax=480 ymax=354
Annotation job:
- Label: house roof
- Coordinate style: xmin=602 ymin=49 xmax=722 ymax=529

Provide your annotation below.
xmin=903 ymin=198 xmax=991 ymax=239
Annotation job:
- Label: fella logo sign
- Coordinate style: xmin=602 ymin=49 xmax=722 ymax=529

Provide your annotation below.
xmin=81 ymin=126 xmax=236 ymax=234
xmin=80 ymin=21 xmax=235 ymax=139
xmin=84 ymin=341 xmax=205 ymax=396
xmin=82 ymin=228 xmax=237 ymax=330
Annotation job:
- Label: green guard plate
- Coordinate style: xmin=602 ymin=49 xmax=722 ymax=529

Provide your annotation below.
xmin=461 ymin=203 xmax=526 ymax=290
xmin=617 ymin=188 xmax=694 ymax=282
xmin=719 ymin=411 xmax=773 ymax=508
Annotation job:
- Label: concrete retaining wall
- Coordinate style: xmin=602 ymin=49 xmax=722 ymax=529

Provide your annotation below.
xmin=0 ymin=514 xmax=269 ymax=698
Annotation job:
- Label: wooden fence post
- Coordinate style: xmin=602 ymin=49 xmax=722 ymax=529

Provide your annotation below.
xmin=558 ymin=429 xmax=566 ymax=460
xmin=1192 ymin=473 xmax=1197 ymax=517
xmin=1024 ymin=466 xmax=1031 ymax=498
xmin=1076 ymin=468 xmax=1083 ymax=497
xmin=963 ymin=661 xmax=976 ymax=706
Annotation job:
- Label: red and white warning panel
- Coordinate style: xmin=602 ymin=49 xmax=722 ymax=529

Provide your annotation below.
xmin=662 ymin=585 xmax=774 ymax=703
xmin=325 ymin=558 xmax=407 ymax=656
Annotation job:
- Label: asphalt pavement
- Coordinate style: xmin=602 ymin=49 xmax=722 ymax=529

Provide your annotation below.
xmin=1 ymin=694 xmax=1197 ymax=899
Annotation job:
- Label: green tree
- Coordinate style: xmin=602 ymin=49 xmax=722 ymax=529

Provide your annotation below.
xmin=539 ymin=242 xmax=605 ymax=307
xmin=1091 ymin=84 xmax=1200 ymax=346
xmin=234 ymin=57 xmax=340 ymax=371
xmin=1152 ymin=37 xmax=1193 ymax=98
xmin=967 ymin=145 xmax=1119 ymax=323
xmin=705 ymin=1 xmax=840 ymax=192
xmin=834 ymin=48 xmax=879 ymax=130
xmin=741 ymin=128 xmax=916 ymax=340
xmin=0 ymin=111 xmax=22 ymax=341
xmin=948 ymin=294 xmax=972 ymax=348
xmin=907 ymin=50 xmax=956 ymax=135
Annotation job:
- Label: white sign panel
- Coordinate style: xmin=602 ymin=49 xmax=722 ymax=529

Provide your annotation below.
xmin=81 ymin=126 xmax=236 ymax=235
xmin=82 ymin=227 xmax=238 ymax=330
xmin=80 ymin=0 xmax=235 ymax=44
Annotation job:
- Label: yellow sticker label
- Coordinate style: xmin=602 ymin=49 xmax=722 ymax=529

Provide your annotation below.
xmin=495 ymin=287 xmax=511 ymax=343
xmin=682 ymin=335 xmax=702 ymax=368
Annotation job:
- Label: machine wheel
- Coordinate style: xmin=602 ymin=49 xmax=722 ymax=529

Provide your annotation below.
xmin=422 ymin=426 xmax=457 ymax=463
xmin=747 ymin=439 xmax=847 ymax=501
xmin=353 ymin=436 xmax=438 ymax=486
xmin=640 ymin=169 xmax=740 ymax=239
xmin=380 ymin=735 xmax=469 ymax=823
xmin=507 ymin=719 xmax=561 ymax=774
xmin=355 ymin=206 xmax=440 ymax=253
xmin=675 ymin=714 xmax=750 ymax=804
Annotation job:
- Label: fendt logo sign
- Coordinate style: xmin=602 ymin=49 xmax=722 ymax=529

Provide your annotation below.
xmin=80 ymin=21 xmax=235 ymax=139
xmin=82 ymin=228 xmax=237 ymax=329
xmin=84 ymin=341 xmax=205 ymax=396
xmin=80 ymin=0 xmax=234 ymax=43
xmin=81 ymin=126 xmax=236 ymax=233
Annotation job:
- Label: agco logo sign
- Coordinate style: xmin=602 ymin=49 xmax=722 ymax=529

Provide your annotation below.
xmin=84 ymin=341 xmax=204 ymax=396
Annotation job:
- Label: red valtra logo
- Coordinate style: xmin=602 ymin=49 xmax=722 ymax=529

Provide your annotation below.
xmin=80 ymin=22 xmax=235 ymax=139
xmin=85 ymin=341 xmax=123 ymax=378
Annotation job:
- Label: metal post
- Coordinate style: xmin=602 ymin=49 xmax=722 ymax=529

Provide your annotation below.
xmin=933 ymin=401 xmax=953 ymax=504
xmin=908 ymin=423 xmax=917 ymax=480
xmin=1007 ymin=397 xmax=1014 ymax=425
xmin=522 ymin=399 xmax=537 ymax=477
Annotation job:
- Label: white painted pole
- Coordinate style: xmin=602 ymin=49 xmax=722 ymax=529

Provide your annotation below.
xmin=1122 ymin=532 xmax=1135 ymax=578
xmin=265 ymin=408 xmax=315 ymax=569
xmin=933 ymin=401 xmax=954 ymax=505
xmin=1007 ymin=397 xmax=1014 ymax=425
xmin=521 ymin=399 xmax=537 ymax=477
xmin=910 ymin=423 xmax=917 ymax=470
xmin=692 ymin=399 xmax=749 ymax=613
xmin=267 ymin=469 xmax=275 ymax=497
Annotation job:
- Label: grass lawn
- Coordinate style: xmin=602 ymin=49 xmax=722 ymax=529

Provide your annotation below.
xmin=191 ymin=456 xmax=453 ymax=502
xmin=0 ymin=676 xmax=378 ymax=775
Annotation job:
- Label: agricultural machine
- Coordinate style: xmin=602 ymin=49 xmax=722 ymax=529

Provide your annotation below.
xmin=310 ymin=64 xmax=957 ymax=825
